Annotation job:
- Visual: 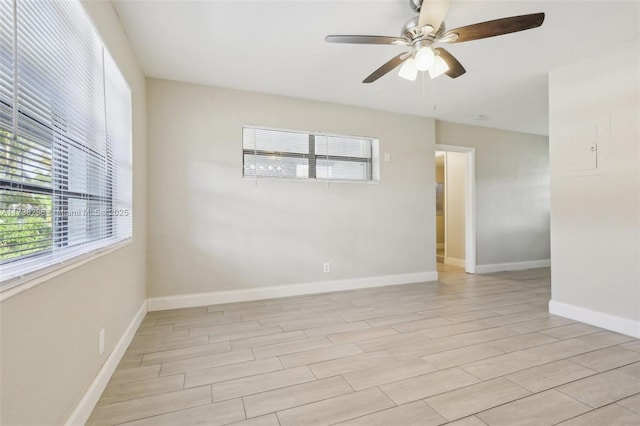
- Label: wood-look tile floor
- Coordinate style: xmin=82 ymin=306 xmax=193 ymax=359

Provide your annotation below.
xmin=88 ymin=265 xmax=640 ymax=425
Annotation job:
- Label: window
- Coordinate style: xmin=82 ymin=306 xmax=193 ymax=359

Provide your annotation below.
xmin=242 ymin=126 xmax=377 ymax=181
xmin=0 ymin=0 xmax=132 ymax=289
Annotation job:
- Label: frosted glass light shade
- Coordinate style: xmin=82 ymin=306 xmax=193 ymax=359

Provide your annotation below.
xmin=429 ymin=55 xmax=449 ymax=79
xmin=414 ymin=47 xmax=435 ymax=71
xmin=398 ymin=58 xmax=418 ymax=81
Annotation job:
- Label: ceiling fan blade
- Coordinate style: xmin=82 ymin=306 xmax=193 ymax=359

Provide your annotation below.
xmin=418 ymin=0 xmax=450 ymax=33
xmin=363 ymin=52 xmax=410 ymax=83
xmin=434 ymin=48 xmax=465 ymax=78
xmin=325 ymin=35 xmax=408 ymax=45
xmin=441 ymin=13 xmax=545 ymax=43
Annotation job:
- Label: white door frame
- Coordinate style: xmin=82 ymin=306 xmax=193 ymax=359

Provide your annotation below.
xmin=436 ymin=144 xmax=477 ymax=274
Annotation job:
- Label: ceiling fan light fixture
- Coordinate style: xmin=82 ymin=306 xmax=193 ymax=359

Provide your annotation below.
xmin=414 ymin=46 xmax=435 ymax=71
xmin=398 ymin=57 xmax=418 ymax=81
xmin=429 ymin=55 xmax=449 ymax=79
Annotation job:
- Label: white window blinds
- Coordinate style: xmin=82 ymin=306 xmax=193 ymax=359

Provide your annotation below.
xmin=0 ymin=0 xmax=132 ymax=288
xmin=242 ymin=126 xmax=376 ymax=181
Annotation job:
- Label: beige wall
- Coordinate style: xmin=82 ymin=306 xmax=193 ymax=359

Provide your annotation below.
xmin=549 ymin=39 xmax=640 ymax=331
xmin=146 ymin=78 xmax=436 ymax=297
xmin=0 ymin=2 xmax=147 ymax=424
xmin=436 ymin=121 xmax=550 ymax=266
xmin=445 ymin=152 xmax=466 ymax=261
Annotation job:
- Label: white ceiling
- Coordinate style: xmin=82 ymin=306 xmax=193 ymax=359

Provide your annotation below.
xmin=112 ymin=0 xmax=640 ymax=136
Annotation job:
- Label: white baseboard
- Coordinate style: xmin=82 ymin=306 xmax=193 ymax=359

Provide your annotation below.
xmin=436 ymin=243 xmax=444 ymax=250
xmin=444 ymin=257 xmax=465 ymax=268
xmin=475 ymin=259 xmax=551 ymax=274
xmin=148 ymin=271 xmax=438 ymax=311
xmin=65 ymin=300 xmax=148 ymax=426
xmin=549 ymin=300 xmax=640 ymax=339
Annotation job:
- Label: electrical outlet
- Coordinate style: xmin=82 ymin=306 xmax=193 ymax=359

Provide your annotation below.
xmin=99 ymin=328 xmax=105 ymax=355
xmin=323 ymin=262 xmax=331 ymax=273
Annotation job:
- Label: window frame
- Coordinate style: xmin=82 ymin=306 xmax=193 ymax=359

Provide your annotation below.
xmin=242 ymin=125 xmax=379 ymax=183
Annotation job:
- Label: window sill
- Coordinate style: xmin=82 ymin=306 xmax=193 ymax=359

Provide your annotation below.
xmin=0 ymin=239 xmax=132 ymax=302
xmin=242 ymin=176 xmax=380 ymax=185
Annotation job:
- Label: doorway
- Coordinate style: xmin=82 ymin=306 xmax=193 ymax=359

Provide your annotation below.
xmin=435 ymin=151 xmax=446 ymax=264
xmin=435 ymin=144 xmax=477 ymax=274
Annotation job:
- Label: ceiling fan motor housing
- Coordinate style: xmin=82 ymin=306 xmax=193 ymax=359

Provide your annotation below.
xmin=402 ymin=16 xmax=444 ymax=44
xmin=401 ymin=16 xmax=422 ymax=39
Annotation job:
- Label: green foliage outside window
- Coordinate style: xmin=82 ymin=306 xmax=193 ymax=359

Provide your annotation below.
xmin=0 ymin=128 xmax=53 ymax=262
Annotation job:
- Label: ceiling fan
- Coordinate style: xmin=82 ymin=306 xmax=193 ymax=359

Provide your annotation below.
xmin=325 ymin=0 xmax=545 ymax=83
